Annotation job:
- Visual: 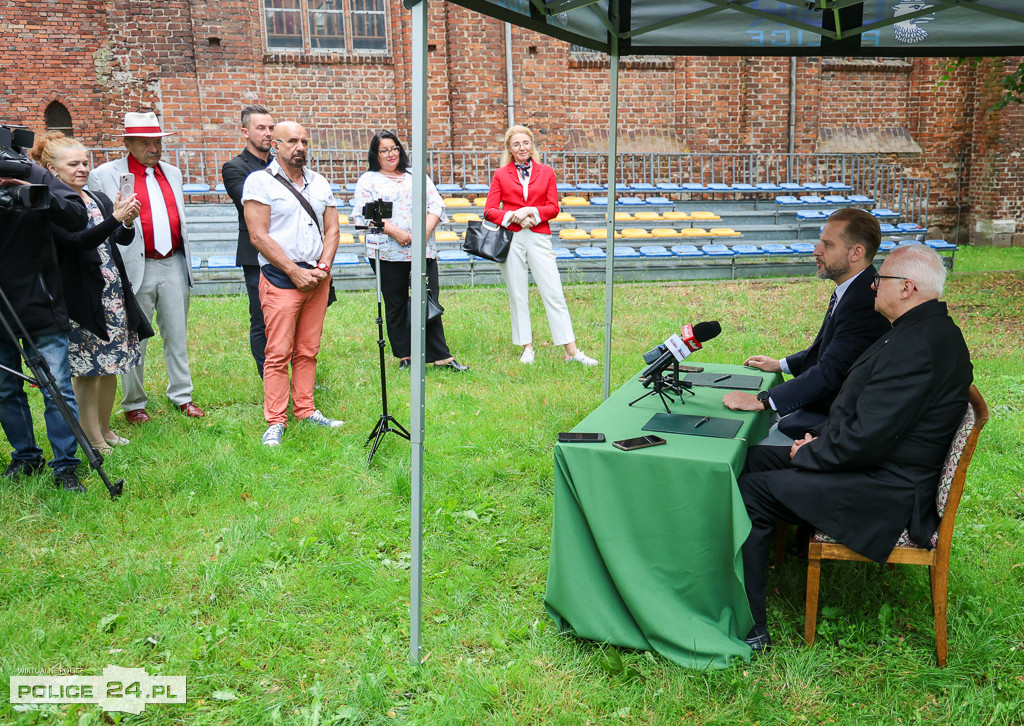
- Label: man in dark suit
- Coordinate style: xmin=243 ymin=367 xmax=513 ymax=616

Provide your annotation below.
xmin=221 ymin=104 xmax=274 ymax=377
xmin=723 ymin=208 xmax=891 ymax=444
xmin=737 ymin=244 xmax=973 ymax=652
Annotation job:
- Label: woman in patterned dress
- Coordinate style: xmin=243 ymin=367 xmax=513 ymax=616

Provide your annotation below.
xmin=352 ymin=130 xmax=467 ymax=371
xmin=31 ymin=133 xmax=152 ymax=454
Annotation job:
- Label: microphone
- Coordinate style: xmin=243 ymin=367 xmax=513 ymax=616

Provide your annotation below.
xmin=641 ymin=321 xmax=721 ymax=380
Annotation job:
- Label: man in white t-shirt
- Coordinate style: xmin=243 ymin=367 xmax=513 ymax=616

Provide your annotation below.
xmin=242 ymin=121 xmax=341 ymax=446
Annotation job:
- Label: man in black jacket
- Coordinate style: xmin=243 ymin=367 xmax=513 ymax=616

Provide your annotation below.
xmin=723 ymin=208 xmax=891 ymax=443
xmin=221 ymin=105 xmax=275 ymax=377
xmin=0 ymin=159 xmax=89 ymax=492
xmin=737 ymin=244 xmax=973 ymax=652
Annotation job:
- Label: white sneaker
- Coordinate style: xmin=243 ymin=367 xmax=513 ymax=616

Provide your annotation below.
xmin=566 ymin=350 xmax=599 ymax=366
xmin=262 ymin=423 xmax=285 ymax=446
xmin=302 ymin=409 xmax=344 ymax=428
xmin=520 ymin=348 xmax=535 ymax=365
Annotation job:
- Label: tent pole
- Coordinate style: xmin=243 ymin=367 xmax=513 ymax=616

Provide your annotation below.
xmin=409 ymin=0 xmax=427 ymax=667
xmin=603 ymin=33 xmax=620 ymax=400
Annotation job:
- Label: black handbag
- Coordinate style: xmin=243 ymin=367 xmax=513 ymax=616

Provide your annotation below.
xmin=462 ymin=220 xmax=512 ymax=263
xmin=407 ymin=286 xmax=444 ymax=321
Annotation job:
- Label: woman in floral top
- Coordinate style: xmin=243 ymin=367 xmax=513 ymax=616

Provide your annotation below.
xmin=352 ymin=130 xmax=468 ymax=371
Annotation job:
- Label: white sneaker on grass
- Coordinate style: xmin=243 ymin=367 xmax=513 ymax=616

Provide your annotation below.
xmin=262 ymin=423 xmax=285 ymax=446
xmin=302 ymin=409 xmax=344 ymax=428
xmin=566 ymin=350 xmax=599 ymax=366
xmin=520 ymin=348 xmax=535 ymax=365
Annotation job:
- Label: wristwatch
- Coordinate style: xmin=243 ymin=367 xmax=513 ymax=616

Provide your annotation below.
xmin=756 ymin=390 xmax=772 ymax=410
xmin=315 ymin=261 xmax=330 ymax=272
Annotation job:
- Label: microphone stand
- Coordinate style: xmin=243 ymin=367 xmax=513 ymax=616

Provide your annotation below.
xmin=365 ymin=232 xmax=410 ymax=465
xmin=0 ymin=284 xmax=123 ymax=499
xmin=630 ymin=361 xmax=694 ymax=413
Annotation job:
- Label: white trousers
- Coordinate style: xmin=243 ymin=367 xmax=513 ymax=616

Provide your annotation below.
xmin=498 ymin=229 xmax=575 ymax=347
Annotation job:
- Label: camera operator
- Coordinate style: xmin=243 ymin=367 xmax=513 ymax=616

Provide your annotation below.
xmin=0 ymin=125 xmax=90 ymax=492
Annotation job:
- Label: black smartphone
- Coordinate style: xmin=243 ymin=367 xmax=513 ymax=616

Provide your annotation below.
xmin=558 ymin=432 xmax=606 ymax=443
xmin=612 ymin=435 xmax=666 ymax=451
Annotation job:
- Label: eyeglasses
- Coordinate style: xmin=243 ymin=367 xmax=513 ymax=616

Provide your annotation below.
xmin=872 ymin=273 xmax=917 ymax=291
xmin=378 ymin=147 xmax=401 ymax=156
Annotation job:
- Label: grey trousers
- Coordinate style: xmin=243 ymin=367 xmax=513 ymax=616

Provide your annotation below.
xmin=121 ymin=255 xmax=194 ymax=411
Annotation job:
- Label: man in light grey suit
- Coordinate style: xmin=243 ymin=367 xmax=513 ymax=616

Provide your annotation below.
xmin=89 ymin=111 xmax=205 ymax=423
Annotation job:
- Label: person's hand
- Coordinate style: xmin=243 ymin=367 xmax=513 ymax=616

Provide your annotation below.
xmin=790 ymin=433 xmax=816 ymax=459
xmin=288 ymin=266 xmax=321 ymax=292
xmin=0 ymin=178 xmax=29 ymax=187
xmin=112 ymin=193 xmax=141 ymax=223
xmin=519 ymin=215 xmax=537 ymax=229
xmin=722 ymin=391 xmax=763 ymax=411
xmin=743 ymin=355 xmax=782 ymax=373
xmin=391 ymin=229 xmax=412 ymax=247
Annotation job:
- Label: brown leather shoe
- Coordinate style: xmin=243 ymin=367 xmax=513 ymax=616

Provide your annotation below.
xmin=125 ymin=409 xmax=151 ymax=425
xmin=177 ymin=402 xmax=206 ymax=418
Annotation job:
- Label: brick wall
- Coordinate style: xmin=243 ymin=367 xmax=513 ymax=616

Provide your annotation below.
xmin=1 ymin=0 xmax=1020 ymax=244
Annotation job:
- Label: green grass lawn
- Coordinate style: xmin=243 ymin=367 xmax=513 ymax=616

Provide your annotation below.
xmin=1 ymin=252 xmax=1023 ymax=725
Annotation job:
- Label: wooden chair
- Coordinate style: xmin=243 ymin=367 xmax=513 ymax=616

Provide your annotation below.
xmin=803 ymin=385 xmax=989 ymax=667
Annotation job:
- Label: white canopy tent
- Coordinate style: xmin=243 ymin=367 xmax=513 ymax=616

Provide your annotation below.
xmin=402 ymin=0 xmax=1024 ymax=663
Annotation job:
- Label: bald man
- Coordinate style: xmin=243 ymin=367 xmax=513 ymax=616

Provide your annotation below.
xmin=242 ymin=122 xmax=342 ymax=446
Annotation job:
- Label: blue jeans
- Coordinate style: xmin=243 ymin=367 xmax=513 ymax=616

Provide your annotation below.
xmin=0 ymin=332 xmax=81 ymax=470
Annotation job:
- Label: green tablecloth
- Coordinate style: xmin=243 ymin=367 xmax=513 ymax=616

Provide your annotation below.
xmin=544 ymin=363 xmax=782 ymax=668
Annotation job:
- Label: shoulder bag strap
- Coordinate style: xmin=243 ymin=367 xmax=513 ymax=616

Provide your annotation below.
xmin=265 ymin=167 xmax=322 ymax=239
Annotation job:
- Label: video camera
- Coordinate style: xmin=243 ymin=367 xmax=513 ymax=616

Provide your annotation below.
xmin=356 ymin=199 xmax=393 ymax=233
xmin=0 ymin=125 xmax=49 ymax=213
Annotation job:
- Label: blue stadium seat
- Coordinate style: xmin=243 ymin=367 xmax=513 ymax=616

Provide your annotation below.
xmin=644 ymin=196 xmax=673 ymax=205
xmin=329 ymin=183 xmax=342 ymax=193
xmin=799 ymin=195 xmax=826 ymax=205
xmin=897 ymin=222 xmax=926 ymax=232
xmin=639 ymin=245 xmax=672 ymax=257
xmin=590 ymin=196 xmax=609 ymax=206
xmin=775 ymin=196 xmax=803 ymax=206
xmin=731 ymin=183 xmax=756 ymax=191
xmin=848 ymin=194 xmax=875 ymax=204
xmin=190 ymin=255 xmax=202 ymax=269
xmin=879 ymin=223 xmax=900 ymax=234
xmin=802 ymin=182 xmax=828 ymax=191
xmin=575 ymin=246 xmax=607 ymax=258
xmin=436 ymin=183 xmax=463 ymax=194
xmin=898 ymin=239 xmax=923 ymax=246
xmin=206 ymin=254 xmax=237 ymax=269
xmin=732 ymin=244 xmax=763 ymax=256
xmin=552 ymin=247 xmax=574 ymax=259
xmin=614 ymin=245 xmax=640 ymax=257
xmin=779 ymin=182 xmax=804 ymax=191
xmin=333 ymin=252 xmax=360 ymax=266
xmin=823 ymin=195 xmax=849 ymax=204
xmin=755 ymin=182 xmax=784 ymax=191
xmin=656 ymin=182 xmax=688 ymax=192
xmin=879 ymin=240 xmax=897 ymax=251
xmin=618 ymin=196 xmax=647 ymax=205
xmin=465 ymin=183 xmax=490 ymax=193
xmin=628 ymin=183 xmax=658 ymax=192
xmin=556 ymin=183 xmax=578 ymax=193
xmin=790 ymin=242 xmax=816 ymax=254
xmin=871 ymin=209 xmax=900 ymax=219
xmin=703 ymin=244 xmax=735 ymax=257
xmin=345 ymin=183 xmax=358 ymax=192
xmin=680 ymin=183 xmax=706 ymax=191
xmin=437 ymin=250 xmax=472 ymax=263
xmin=213 ymin=183 xmax=226 ymax=193
xmin=925 ymin=239 xmax=958 ymax=251
xmin=796 ymin=210 xmax=828 ymax=220
xmin=576 ymin=183 xmax=606 ymax=192
xmin=825 ymin=181 xmax=853 ymax=191
xmin=183 ymin=183 xmax=210 ymax=193
xmin=706 ymin=183 xmax=731 ymax=191
xmin=762 ymin=243 xmax=794 ymax=255
xmin=670 ymin=244 xmax=703 ymax=257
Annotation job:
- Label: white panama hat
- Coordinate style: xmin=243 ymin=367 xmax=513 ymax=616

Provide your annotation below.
xmin=114 ymin=111 xmax=176 ymax=138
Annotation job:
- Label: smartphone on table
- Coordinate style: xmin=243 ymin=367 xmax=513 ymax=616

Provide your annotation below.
xmin=612 ymin=435 xmax=666 ymax=451
xmin=557 ymin=432 xmax=606 ymax=443
xmin=118 ymin=173 xmax=135 ymax=199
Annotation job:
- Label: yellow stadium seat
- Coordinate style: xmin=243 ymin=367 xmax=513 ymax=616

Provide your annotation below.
xmin=561 ymin=196 xmax=589 ymax=206
xmin=559 ymin=228 xmax=590 ymax=240
xmin=444 ymin=197 xmax=471 ymax=207
xmin=633 ymin=211 xmax=662 ymax=221
xmin=434 ymin=230 xmax=460 ymax=242
xmin=621 ymin=228 xmax=652 ymax=239
xmin=553 ymin=212 xmax=576 ymax=222
xmin=339 ymin=232 xmax=355 ymax=244
xmin=709 ymin=227 xmax=741 ymax=236
xmin=452 ymin=212 xmax=481 ymax=223
xmin=662 ymin=211 xmax=691 ymax=221
xmin=680 ymin=228 xmax=711 ymax=237
xmin=590 ymin=228 xmax=622 ymax=239
xmin=337 ymin=214 xmax=350 ymax=225
xmin=651 ymin=228 xmax=682 ymax=238
xmin=604 ymin=211 xmax=634 ymax=221
xmin=473 ymin=197 xmax=487 ymax=207
xmin=690 ymin=211 xmax=722 ymax=221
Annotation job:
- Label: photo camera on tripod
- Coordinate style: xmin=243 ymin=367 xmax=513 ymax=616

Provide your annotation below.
xmin=0 ymin=125 xmax=49 ymax=213
xmin=356 ymin=199 xmax=393 ymax=232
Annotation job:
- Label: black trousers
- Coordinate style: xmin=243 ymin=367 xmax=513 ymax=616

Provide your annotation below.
xmin=243 ymin=265 xmax=267 ymax=378
xmin=737 ymin=445 xmax=808 ymax=626
xmin=369 ymin=257 xmax=452 ymax=362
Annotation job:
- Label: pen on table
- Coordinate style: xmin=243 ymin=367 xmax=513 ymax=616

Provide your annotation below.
xmin=694 ymin=415 xmax=711 ymax=428
xmin=713 ymin=374 xmax=730 ymax=383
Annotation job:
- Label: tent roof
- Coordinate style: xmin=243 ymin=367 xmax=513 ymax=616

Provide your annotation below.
xmin=447 ymin=1 xmax=1024 ymax=57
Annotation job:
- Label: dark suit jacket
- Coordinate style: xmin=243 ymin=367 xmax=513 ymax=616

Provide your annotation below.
xmin=222 ymin=148 xmax=272 ymax=267
xmin=53 ymin=189 xmax=153 ymax=342
xmin=771 ymin=265 xmax=891 ymax=436
xmin=483 ymin=162 xmax=560 ymax=235
xmin=772 ymin=299 xmax=972 ymax=562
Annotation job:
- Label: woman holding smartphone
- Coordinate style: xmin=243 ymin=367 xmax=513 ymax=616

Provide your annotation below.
xmin=484 ymin=125 xmax=597 ymax=366
xmin=30 ymin=132 xmax=151 ymax=454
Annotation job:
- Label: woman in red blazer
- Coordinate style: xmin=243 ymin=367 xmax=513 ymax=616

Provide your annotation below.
xmin=484 ymin=126 xmax=597 ymax=366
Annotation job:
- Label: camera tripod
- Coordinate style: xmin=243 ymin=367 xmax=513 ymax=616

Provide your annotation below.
xmin=630 ymin=362 xmax=694 ymax=413
xmin=365 ymin=240 xmax=410 ymax=466
xmin=0 ymin=284 xmax=123 ymax=499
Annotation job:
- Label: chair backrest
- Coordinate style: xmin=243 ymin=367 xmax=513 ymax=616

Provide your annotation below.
xmin=934 ymin=385 xmax=989 ymax=555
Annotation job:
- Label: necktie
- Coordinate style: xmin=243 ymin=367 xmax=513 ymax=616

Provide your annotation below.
xmin=145 ymin=167 xmax=173 ymax=256
xmin=826 ymin=291 xmax=838 ymax=319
